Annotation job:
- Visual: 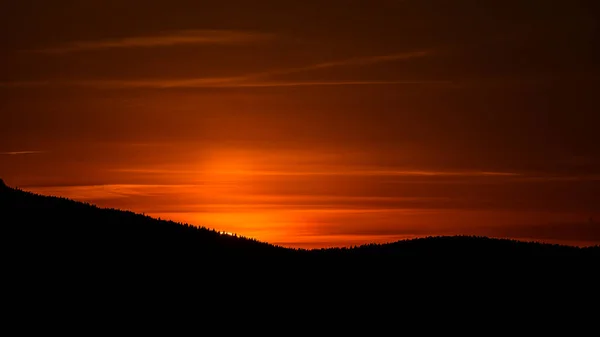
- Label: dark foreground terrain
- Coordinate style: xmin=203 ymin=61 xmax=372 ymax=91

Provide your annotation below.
xmin=3 ymin=178 xmax=597 ymax=263
xmin=2 ymin=178 xmax=599 ymax=319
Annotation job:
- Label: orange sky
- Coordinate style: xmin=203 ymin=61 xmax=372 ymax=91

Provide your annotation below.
xmin=1 ymin=0 xmax=599 ymax=248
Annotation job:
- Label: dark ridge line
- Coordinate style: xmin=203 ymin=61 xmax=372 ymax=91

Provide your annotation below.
xmin=2 ymin=178 xmax=598 ymax=254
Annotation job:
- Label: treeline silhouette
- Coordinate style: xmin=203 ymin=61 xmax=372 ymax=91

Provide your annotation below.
xmin=2 ymin=178 xmax=598 ymax=266
xmin=4 ymin=178 xmax=600 ymax=319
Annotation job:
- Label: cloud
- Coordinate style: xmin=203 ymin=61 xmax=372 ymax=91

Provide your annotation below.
xmin=0 ymin=79 xmax=443 ymax=89
xmin=298 ymin=215 xmax=600 ymax=247
xmin=1 ymin=50 xmax=435 ymax=89
xmin=0 ymin=151 xmax=46 ymax=155
xmin=109 ymin=167 xmax=517 ymax=178
xmin=29 ymin=29 xmax=273 ymax=53
xmin=27 ymin=184 xmax=202 ymax=200
xmin=166 ymin=169 xmax=520 ymax=177
xmin=262 ymin=51 xmax=431 ymax=77
xmin=210 ymin=80 xmax=449 ymax=88
xmin=219 ymin=51 xmax=432 ymax=81
xmin=0 ymin=79 xmax=448 ymax=89
xmin=483 ymin=221 xmax=600 ymax=246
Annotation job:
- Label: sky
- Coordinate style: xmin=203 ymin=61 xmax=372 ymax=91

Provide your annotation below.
xmin=1 ymin=0 xmax=599 ymax=248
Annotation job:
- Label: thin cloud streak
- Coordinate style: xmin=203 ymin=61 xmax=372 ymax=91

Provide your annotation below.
xmin=107 ymin=167 xmax=600 ymax=182
xmin=213 ymin=80 xmax=450 ymax=88
xmin=221 ymin=50 xmax=432 ymax=80
xmin=109 ymin=168 xmax=518 ymax=177
xmin=0 ymin=151 xmax=46 ymax=155
xmin=0 ymin=79 xmax=447 ymax=89
xmin=261 ymin=51 xmax=431 ymax=77
xmin=1 ymin=50 xmax=436 ymax=88
xmin=29 ymin=29 xmax=273 ymax=54
xmin=27 ymin=184 xmax=203 ymax=200
xmin=209 ymin=169 xmax=520 ymax=177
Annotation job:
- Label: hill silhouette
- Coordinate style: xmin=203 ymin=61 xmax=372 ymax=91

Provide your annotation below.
xmin=3 ymin=180 xmax=598 ymax=263
xmin=3 ymin=179 xmax=600 ymax=321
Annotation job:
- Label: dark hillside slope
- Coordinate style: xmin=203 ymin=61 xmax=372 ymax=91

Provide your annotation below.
xmin=1 ymin=179 xmax=291 ymax=268
xmin=3 ymin=178 xmax=600 ymax=310
xmin=2 ymin=178 xmax=599 ymax=270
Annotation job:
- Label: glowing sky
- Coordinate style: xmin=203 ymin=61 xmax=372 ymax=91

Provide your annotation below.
xmin=1 ymin=0 xmax=599 ymax=247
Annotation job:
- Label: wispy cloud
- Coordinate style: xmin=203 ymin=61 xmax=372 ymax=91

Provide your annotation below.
xmin=0 ymin=151 xmax=46 ymax=155
xmin=0 ymin=79 xmax=447 ymax=89
xmin=260 ymin=51 xmax=431 ymax=77
xmin=27 ymin=184 xmax=202 ymax=200
xmin=109 ymin=167 xmax=518 ymax=177
xmin=214 ymin=80 xmax=449 ymax=88
xmin=29 ymin=29 xmax=273 ymax=54
xmin=1 ymin=50 xmax=436 ymax=88
xmin=211 ymin=169 xmax=520 ymax=177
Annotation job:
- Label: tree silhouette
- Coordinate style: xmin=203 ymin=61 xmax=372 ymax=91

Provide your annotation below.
xmin=2 ymin=178 xmax=599 ymax=278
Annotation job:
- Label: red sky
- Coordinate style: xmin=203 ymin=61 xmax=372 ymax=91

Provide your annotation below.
xmin=1 ymin=0 xmax=599 ymax=248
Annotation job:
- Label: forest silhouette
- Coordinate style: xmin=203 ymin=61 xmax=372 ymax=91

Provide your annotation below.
xmin=4 ymin=177 xmax=600 ymax=316
xmin=3 ymin=178 xmax=598 ymax=264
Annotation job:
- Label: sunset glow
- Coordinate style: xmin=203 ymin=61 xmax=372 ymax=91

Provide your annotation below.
xmin=1 ymin=0 xmax=598 ymax=248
